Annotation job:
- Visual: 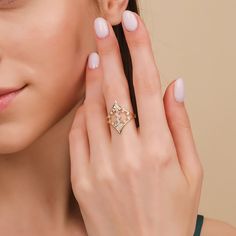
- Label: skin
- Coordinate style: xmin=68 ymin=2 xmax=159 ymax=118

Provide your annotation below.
xmin=0 ymin=0 xmax=235 ymax=235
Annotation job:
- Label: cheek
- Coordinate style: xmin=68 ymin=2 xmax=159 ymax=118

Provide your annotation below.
xmin=0 ymin=5 xmax=89 ymax=154
xmin=28 ymin=12 xmax=85 ymax=99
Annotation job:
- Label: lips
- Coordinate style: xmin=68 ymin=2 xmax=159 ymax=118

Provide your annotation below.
xmin=0 ymin=85 xmax=26 ymax=97
xmin=0 ymin=85 xmax=27 ymax=112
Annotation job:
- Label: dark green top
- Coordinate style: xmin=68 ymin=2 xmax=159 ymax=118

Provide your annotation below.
xmin=194 ymin=214 xmax=204 ymax=236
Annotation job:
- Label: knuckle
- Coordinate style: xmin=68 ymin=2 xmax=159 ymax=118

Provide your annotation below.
xmin=73 ymin=176 xmax=92 ymax=195
xmin=175 ymin=117 xmax=192 ymax=130
xmin=119 ymin=159 xmax=142 ymax=177
xmin=95 ymin=168 xmax=116 ymax=186
xmin=102 ymin=78 xmax=129 ymax=98
xmin=167 ymin=110 xmax=191 ymax=131
xmin=192 ymin=161 xmax=204 ymax=182
xmin=145 ymin=145 xmax=159 ymax=160
xmin=84 ymin=101 xmax=102 ymax=117
xmin=100 ymin=36 xmax=120 ymax=56
xmin=133 ymin=68 xmax=161 ymax=96
xmin=129 ymin=31 xmax=151 ymax=48
xmin=69 ymin=115 xmax=85 ymax=135
xmin=146 ymin=142 xmax=174 ymax=168
xmin=72 ymin=177 xmax=93 ymax=207
xmin=68 ymin=129 xmax=77 ymax=141
xmin=187 ymin=158 xmax=204 ymax=191
xmin=156 ymin=150 xmax=173 ymax=167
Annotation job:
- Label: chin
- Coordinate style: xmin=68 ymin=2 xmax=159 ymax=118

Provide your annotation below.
xmin=0 ymin=123 xmax=39 ymax=155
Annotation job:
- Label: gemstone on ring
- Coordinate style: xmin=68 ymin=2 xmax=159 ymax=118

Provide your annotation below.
xmin=107 ymin=100 xmax=136 ymax=134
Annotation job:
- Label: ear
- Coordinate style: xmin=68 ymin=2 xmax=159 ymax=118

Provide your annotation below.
xmin=97 ymin=0 xmax=129 ymax=25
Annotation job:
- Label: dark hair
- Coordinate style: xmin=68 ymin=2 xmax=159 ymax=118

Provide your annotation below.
xmin=113 ymin=0 xmax=140 ymax=128
xmin=69 ymin=0 xmax=140 ymax=218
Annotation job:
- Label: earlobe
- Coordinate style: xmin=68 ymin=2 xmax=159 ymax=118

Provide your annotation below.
xmin=98 ymin=0 xmax=129 ymax=25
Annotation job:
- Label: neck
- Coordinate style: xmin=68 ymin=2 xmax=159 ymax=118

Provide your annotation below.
xmin=0 ymin=100 xmax=84 ymax=232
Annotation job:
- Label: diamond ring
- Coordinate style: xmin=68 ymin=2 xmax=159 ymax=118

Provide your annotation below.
xmin=106 ymin=100 xmax=136 ymax=134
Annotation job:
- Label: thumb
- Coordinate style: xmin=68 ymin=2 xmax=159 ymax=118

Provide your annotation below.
xmin=163 ymin=78 xmax=203 ymax=184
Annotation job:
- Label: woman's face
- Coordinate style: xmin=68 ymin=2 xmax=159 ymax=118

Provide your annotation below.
xmin=0 ymin=0 xmax=97 ymax=154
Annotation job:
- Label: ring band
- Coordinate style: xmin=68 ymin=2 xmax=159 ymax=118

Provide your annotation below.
xmin=106 ymin=100 xmax=136 ymax=134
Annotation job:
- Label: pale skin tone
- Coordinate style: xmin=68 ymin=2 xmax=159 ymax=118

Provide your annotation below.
xmin=0 ymin=0 xmax=235 ymax=235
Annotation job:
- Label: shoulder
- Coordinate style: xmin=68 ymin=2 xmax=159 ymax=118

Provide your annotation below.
xmin=201 ymin=216 xmax=236 ymax=236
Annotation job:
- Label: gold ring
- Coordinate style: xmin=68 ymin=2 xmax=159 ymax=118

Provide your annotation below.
xmin=106 ymin=100 xmax=136 ymax=134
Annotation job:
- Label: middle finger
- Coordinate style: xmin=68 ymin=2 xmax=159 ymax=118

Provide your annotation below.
xmin=94 ymin=17 xmax=138 ymax=142
xmin=121 ymin=10 xmax=173 ymax=145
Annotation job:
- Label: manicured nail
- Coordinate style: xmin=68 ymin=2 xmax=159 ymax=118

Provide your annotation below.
xmin=174 ymin=78 xmax=185 ymax=102
xmin=122 ymin=10 xmax=138 ymax=31
xmin=88 ymin=52 xmax=100 ymax=69
xmin=94 ymin=17 xmax=109 ymax=38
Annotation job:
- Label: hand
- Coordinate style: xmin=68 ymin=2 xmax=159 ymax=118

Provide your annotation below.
xmin=69 ymin=10 xmax=204 ymax=236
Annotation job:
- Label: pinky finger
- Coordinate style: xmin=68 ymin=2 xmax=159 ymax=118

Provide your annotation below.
xmin=163 ymin=78 xmax=204 ymax=184
xmin=69 ymin=105 xmax=90 ymax=188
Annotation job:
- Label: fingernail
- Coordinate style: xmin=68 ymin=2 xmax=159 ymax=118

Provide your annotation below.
xmin=122 ymin=10 xmax=138 ymax=31
xmin=88 ymin=52 xmax=100 ymax=69
xmin=94 ymin=17 xmax=109 ymax=38
xmin=174 ymin=78 xmax=185 ymax=102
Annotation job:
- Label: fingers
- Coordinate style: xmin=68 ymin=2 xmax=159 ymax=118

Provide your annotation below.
xmin=121 ymin=10 xmax=172 ymax=145
xmin=84 ymin=52 xmax=111 ymax=161
xmin=69 ymin=106 xmax=90 ymax=185
xmin=163 ymin=78 xmax=204 ymax=184
xmin=93 ymin=17 xmax=138 ymax=141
